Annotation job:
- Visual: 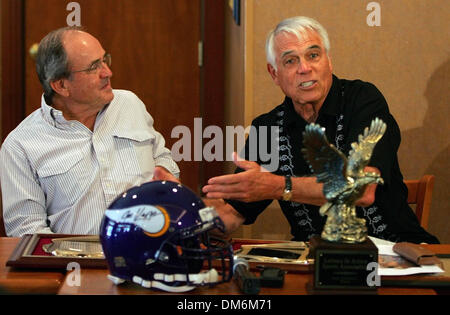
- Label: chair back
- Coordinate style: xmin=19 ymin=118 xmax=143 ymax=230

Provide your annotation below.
xmin=404 ymin=174 xmax=435 ymax=230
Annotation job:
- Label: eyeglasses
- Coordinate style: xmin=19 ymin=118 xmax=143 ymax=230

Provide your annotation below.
xmin=71 ymin=53 xmax=112 ymax=74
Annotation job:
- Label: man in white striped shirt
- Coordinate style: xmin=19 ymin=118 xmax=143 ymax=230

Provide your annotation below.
xmin=0 ymin=27 xmax=180 ymax=236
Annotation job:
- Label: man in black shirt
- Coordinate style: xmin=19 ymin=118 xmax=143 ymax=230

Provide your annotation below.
xmin=203 ymin=16 xmax=438 ymax=244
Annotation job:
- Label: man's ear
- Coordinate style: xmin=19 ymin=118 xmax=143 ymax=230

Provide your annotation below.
xmin=267 ymin=63 xmax=279 ymax=85
xmin=49 ymin=79 xmax=69 ymax=98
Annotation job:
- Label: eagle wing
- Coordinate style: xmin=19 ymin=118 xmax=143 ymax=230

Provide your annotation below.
xmin=302 ymin=123 xmax=348 ymax=201
xmin=346 ymin=118 xmax=387 ymax=177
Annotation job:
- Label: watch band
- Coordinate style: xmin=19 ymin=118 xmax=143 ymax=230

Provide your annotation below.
xmin=285 ymin=175 xmax=292 ymax=191
xmin=282 ymin=175 xmax=292 ymax=201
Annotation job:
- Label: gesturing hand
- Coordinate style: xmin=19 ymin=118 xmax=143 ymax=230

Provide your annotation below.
xmin=202 ymin=153 xmax=282 ymax=202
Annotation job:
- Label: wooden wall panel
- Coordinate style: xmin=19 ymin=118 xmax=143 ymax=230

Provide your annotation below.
xmin=1 ymin=0 xmax=25 ymax=142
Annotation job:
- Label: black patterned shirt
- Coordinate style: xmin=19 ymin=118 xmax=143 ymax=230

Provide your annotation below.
xmin=226 ymin=75 xmax=439 ymax=244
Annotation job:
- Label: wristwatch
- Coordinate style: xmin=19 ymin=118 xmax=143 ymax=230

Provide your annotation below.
xmin=281 ymin=175 xmax=292 ymax=201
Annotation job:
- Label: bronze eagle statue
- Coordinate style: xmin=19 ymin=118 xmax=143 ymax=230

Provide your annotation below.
xmin=302 ymin=118 xmax=387 ymax=243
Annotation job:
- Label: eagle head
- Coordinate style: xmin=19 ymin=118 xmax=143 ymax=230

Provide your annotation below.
xmin=362 ymin=172 xmax=384 ymax=185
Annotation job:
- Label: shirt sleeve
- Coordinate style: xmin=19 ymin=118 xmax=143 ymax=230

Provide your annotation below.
xmin=0 ymin=141 xmax=52 ymax=236
xmin=151 ymin=127 xmax=180 ymax=179
xmin=343 ymin=82 xmax=401 ymax=186
xmin=136 ymin=95 xmax=180 ymax=179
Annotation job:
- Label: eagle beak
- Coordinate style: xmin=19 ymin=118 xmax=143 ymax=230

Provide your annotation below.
xmin=366 ymin=172 xmax=384 ymax=185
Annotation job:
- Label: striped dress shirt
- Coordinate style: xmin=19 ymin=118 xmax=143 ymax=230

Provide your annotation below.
xmin=0 ymin=89 xmax=179 ymax=236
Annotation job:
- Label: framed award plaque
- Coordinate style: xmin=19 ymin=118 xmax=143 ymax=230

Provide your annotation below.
xmin=6 ymin=234 xmax=107 ymax=269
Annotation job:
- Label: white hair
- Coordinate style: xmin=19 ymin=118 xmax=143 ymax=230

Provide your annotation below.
xmin=265 ymin=16 xmax=330 ymax=70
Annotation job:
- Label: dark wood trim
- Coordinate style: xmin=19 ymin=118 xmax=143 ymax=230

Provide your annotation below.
xmin=1 ymin=0 xmax=25 ymax=142
xmin=200 ymin=0 xmax=225 ymax=189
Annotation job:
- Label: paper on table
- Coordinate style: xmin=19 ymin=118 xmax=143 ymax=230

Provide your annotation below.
xmin=368 ymin=237 xmax=444 ymax=276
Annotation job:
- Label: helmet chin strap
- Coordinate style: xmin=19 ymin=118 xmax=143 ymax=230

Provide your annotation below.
xmin=107 ymin=268 xmax=219 ymax=293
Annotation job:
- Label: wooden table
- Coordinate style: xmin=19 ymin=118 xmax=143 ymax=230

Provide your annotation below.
xmin=1 ymin=237 xmax=448 ymax=295
xmin=57 ymin=267 xmax=442 ymax=295
xmin=58 ymin=243 xmax=450 ymax=295
xmin=0 ymin=237 xmax=64 ymax=294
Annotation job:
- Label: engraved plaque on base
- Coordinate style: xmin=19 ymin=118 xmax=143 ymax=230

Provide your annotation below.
xmin=308 ymin=235 xmax=378 ymax=294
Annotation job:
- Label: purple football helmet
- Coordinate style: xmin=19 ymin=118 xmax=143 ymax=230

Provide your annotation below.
xmin=100 ymin=180 xmax=233 ymax=292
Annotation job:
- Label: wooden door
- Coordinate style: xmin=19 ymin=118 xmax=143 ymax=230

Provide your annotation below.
xmin=24 ymin=0 xmax=201 ymax=191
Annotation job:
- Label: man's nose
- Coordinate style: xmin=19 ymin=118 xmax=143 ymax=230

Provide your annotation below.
xmin=297 ymin=58 xmax=312 ymax=74
xmin=99 ymin=64 xmax=113 ymax=78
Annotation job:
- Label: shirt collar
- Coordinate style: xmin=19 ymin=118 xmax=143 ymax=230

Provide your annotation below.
xmin=40 ymin=93 xmax=112 ymax=130
xmin=319 ymin=74 xmax=341 ymax=116
xmin=41 ymin=94 xmax=65 ymax=127
xmin=282 ymin=74 xmax=341 ymax=126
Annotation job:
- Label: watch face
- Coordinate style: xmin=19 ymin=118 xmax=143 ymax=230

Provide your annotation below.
xmin=283 ymin=190 xmax=292 ymax=201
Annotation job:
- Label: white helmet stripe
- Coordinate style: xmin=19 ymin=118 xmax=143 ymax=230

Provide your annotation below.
xmin=105 ymin=205 xmax=169 ymax=236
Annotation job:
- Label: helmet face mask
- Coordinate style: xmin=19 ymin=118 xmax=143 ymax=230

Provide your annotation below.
xmin=100 ymin=181 xmax=234 ymax=292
